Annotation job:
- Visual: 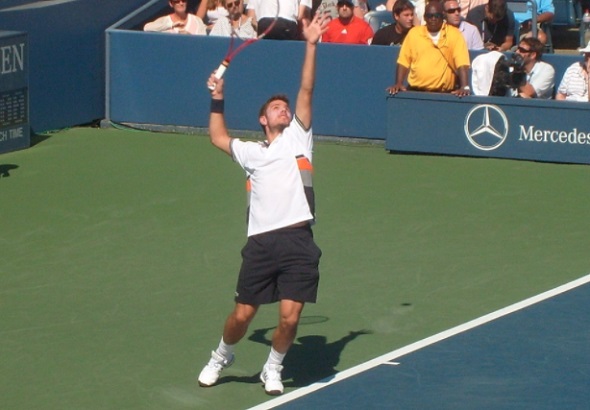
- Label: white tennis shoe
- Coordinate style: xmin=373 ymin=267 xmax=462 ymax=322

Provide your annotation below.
xmin=260 ymin=364 xmax=284 ymax=395
xmin=197 ymin=351 xmax=234 ymax=387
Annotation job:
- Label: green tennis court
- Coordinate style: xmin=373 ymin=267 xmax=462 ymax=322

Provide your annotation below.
xmin=1 ymin=127 xmax=588 ymax=409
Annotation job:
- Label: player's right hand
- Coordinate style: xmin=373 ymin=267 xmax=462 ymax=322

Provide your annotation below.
xmin=207 ymin=72 xmax=224 ymax=97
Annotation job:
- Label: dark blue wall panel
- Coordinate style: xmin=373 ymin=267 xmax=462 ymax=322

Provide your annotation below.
xmin=107 ymin=31 xmax=397 ymax=139
xmin=0 ymin=0 xmax=149 ymax=133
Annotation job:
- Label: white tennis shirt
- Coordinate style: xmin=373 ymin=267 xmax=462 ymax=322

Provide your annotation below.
xmin=230 ymin=117 xmax=315 ymax=237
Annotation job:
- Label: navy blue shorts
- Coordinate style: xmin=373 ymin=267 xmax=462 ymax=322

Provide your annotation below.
xmin=235 ymin=225 xmax=321 ymax=305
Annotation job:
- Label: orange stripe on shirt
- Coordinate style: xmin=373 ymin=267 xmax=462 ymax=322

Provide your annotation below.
xmin=297 ymin=156 xmax=313 ymax=172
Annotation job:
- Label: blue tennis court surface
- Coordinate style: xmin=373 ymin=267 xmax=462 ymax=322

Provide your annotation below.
xmin=251 ymin=275 xmax=590 ymax=409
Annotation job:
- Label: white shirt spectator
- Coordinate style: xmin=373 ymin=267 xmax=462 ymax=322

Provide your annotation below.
xmin=511 ymin=60 xmax=555 ymax=99
xmin=459 ymin=20 xmax=484 ymax=50
xmin=247 ymin=0 xmax=312 ymax=23
xmin=210 ymin=16 xmax=257 ymax=38
xmin=557 ymin=62 xmax=589 ymax=102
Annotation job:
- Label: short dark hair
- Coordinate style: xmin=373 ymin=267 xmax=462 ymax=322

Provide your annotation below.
xmin=486 ymin=0 xmax=507 ymax=21
xmin=520 ymin=37 xmax=544 ymax=58
xmin=393 ymin=0 xmax=415 ymax=16
xmin=258 ymin=94 xmax=290 ymax=118
xmin=258 ymin=94 xmax=290 ymax=133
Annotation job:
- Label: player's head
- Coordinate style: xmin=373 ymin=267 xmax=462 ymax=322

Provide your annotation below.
xmin=258 ymin=95 xmax=292 ymax=135
xmin=393 ymin=0 xmax=415 ymax=31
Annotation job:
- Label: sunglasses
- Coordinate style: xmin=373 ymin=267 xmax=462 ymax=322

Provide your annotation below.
xmin=226 ymin=0 xmax=239 ymax=7
xmin=424 ymin=12 xmax=444 ymax=19
xmin=517 ymin=46 xmax=532 ymax=53
xmin=171 ymin=0 xmax=187 ymax=3
xmin=337 ymin=1 xmax=353 ymax=7
xmin=444 ymin=7 xmax=461 ymax=14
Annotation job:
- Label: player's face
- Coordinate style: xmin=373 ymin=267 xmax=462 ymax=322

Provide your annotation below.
xmin=396 ymin=9 xmax=415 ymax=30
xmin=262 ymin=100 xmax=292 ymax=130
xmin=443 ymin=1 xmax=461 ymax=27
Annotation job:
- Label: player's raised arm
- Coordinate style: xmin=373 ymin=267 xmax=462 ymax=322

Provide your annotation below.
xmin=295 ymin=13 xmax=328 ymax=130
xmin=207 ymin=73 xmax=232 ymax=156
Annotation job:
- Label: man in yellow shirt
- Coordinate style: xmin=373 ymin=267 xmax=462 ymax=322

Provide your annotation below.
xmin=387 ymin=0 xmax=471 ymax=96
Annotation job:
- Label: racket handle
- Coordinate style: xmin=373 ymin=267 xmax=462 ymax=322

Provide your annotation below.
xmin=208 ymin=60 xmax=229 ymax=91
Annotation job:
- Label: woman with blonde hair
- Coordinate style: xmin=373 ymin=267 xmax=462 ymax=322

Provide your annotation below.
xmin=197 ymin=0 xmax=229 ymax=28
xmin=144 ymin=0 xmax=207 ymax=35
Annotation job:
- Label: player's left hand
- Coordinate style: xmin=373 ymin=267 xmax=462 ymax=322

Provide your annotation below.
xmin=302 ymin=13 xmax=329 ymax=45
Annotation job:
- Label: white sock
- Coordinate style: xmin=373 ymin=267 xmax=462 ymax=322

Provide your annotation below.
xmin=265 ymin=347 xmax=286 ymax=366
xmin=215 ymin=337 xmax=234 ymax=360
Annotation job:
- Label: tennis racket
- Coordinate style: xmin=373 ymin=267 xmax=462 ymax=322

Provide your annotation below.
xmin=208 ymin=0 xmax=280 ymax=90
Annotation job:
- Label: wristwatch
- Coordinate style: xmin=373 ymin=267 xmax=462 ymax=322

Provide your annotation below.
xmin=463 ymin=85 xmax=471 ymax=91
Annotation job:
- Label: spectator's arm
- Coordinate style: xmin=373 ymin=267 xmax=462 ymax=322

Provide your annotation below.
xmin=196 ymin=0 xmax=207 ymax=19
xmin=498 ymin=35 xmax=514 ymax=52
xmin=537 ymin=11 xmax=554 ymax=24
xmin=247 ymin=9 xmax=258 ymax=30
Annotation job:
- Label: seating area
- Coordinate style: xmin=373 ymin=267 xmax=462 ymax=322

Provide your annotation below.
xmin=365 ymin=0 xmax=585 ymax=53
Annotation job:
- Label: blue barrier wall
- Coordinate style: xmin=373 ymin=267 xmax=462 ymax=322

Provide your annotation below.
xmin=0 ymin=0 xmax=149 ymax=133
xmin=107 ymin=31 xmax=396 ymax=139
xmin=386 ymin=93 xmax=590 ymax=164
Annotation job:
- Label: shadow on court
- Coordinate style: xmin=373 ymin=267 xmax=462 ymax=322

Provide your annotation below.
xmin=30 ymin=131 xmax=51 ymax=147
xmin=0 ymin=164 xmax=18 ymax=177
xmin=248 ymin=326 xmax=372 ymax=388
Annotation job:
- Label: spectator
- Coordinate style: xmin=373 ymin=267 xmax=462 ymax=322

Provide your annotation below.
xmin=511 ymin=37 xmax=554 ymax=98
xmin=247 ymin=0 xmax=312 ymax=40
xmin=466 ymin=0 xmax=515 ymax=51
xmin=443 ymin=0 xmax=484 ymax=49
xmin=387 ymin=0 xmax=471 ymax=96
xmin=513 ymin=0 xmax=554 ymax=45
xmin=555 ymin=41 xmax=590 ymax=101
xmin=197 ymin=0 xmax=229 ymax=29
xmin=371 ymin=0 xmax=415 ymax=46
xmin=144 ymin=0 xmax=207 ymax=35
xmin=387 ymin=0 xmax=425 ymax=25
xmin=322 ymin=0 xmax=374 ymax=44
xmin=313 ymin=0 xmax=366 ymax=20
xmin=555 ymin=42 xmax=590 ymax=102
xmin=210 ymin=0 xmax=256 ymax=38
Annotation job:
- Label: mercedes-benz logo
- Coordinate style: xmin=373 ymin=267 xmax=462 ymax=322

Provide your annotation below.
xmin=464 ymin=104 xmax=509 ymax=151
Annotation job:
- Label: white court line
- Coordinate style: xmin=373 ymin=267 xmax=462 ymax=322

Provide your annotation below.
xmin=248 ymin=273 xmax=590 ymax=410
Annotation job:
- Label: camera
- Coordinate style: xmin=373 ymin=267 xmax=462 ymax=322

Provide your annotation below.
xmin=489 ymin=53 xmax=526 ymax=96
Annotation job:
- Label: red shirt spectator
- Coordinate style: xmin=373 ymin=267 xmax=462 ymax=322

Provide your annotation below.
xmin=321 ymin=0 xmax=373 ymax=44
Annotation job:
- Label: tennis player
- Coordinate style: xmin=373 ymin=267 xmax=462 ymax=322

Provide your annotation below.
xmin=198 ymin=13 xmax=328 ymax=396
